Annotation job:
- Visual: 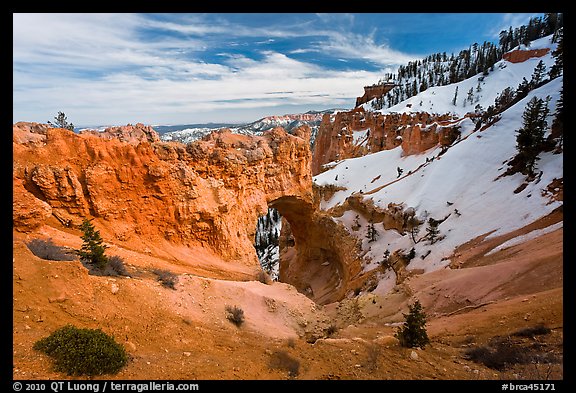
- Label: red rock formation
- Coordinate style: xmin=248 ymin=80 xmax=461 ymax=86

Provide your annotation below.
xmin=12 ymin=121 xmax=50 ymax=146
xmin=13 ymin=123 xmax=362 ymax=304
xmin=275 ymin=196 xmax=362 ymax=304
xmin=80 ymin=123 xmax=161 ymax=144
xmin=14 ymin=125 xmax=308 ymax=260
xmin=355 ymin=83 xmax=396 ymax=107
xmin=503 ymin=48 xmax=550 ymax=63
xmin=13 ymin=176 xmax=52 ymax=232
xmin=312 ymin=109 xmax=459 ymax=175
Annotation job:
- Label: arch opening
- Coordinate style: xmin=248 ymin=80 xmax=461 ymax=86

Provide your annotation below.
xmin=254 ymin=207 xmax=282 ymax=281
xmin=265 ymin=196 xmax=360 ymax=305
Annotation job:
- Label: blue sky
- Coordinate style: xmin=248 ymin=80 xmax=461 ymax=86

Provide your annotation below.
xmin=13 ymin=13 xmax=542 ymax=126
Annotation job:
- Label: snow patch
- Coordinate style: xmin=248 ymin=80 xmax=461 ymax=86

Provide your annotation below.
xmin=314 ymin=73 xmax=562 ymax=277
xmin=372 ymin=268 xmax=397 ymax=297
xmin=485 ymin=221 xmax=563 ymax=256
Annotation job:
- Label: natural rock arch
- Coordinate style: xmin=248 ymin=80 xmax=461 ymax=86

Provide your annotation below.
xmin=269 ymin=196 xmax=362 ymax=304
xmin=13 ymin=123 xmax=362 ymax=304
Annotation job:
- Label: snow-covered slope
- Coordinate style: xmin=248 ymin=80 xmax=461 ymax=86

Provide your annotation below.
xmin=374 ymin=36 xmax=556 ymax=117
xmin=314 ymin=38 xmax=562 ymax=294
xmin=161 ymin=126 xmax=225 ymax=144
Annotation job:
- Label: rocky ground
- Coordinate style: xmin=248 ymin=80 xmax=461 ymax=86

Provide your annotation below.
xmin=12 ymin=209 xmax=563 ymax=381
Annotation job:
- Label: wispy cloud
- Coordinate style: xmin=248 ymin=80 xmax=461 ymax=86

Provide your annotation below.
xmin=12 ymin=13 xmax=432 ymax=125
xmin=315 ymin=13 xmax=355 ymax=27
xmin=320 ymin=30 xmax=420 ymax=67
xmin=14 ymin=49 xmax=380 ymax=124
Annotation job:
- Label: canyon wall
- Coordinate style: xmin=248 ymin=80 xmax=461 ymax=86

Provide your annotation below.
xmin=13 ymin=123 xmax=362 ymax=303
xmin=13 ymin=124 xmax=310 ymax=263
xmin=355 ymin=83 xmax=397 ymax=107
xmin=312 ymin=108 xmax=461 ymax=175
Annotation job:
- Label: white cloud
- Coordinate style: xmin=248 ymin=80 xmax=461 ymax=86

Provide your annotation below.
xmin=322 ymin=31 xmax=421 ymax=66
xmin=13 ymin=13 xmax=415 ymax=125
xmin=14 ymin=48 xmax=381 ymax=124
xmin=315 ymin=13 xmax=355 ymax=26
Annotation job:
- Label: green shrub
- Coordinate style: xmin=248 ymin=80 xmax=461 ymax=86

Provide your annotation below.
xmin=33 ymin=325 xmax=128 ymax=376
xmin=395 ymin=300 xmax=430 ymax=348
xmin=512 ymin=324 xmax=551 ymax=337
xmin=152 ymin=268 xmax=178 ymax=289
xmin=268 ymin=350 xmax=300 ymax=378
xmin=108 ymin=255 xmax=130 ymax=277
xmin=26 ymin=238 xmax=76 ymax=261
xmin=225 ymin=305 xmax=245 ymax=327
xmin=464 ymin=337 xmax=529 ymax=370
xmin=464 ymin=334 xmax=560 ymax=371
xmin=47 ymin=111 xmax=75 ymax=131
xmin=325 ymin=324 xmax=338 ymax=337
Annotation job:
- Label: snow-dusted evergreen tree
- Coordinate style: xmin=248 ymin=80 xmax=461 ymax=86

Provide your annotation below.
xmin=366 ymin=221 xmax=379 ymax=243
xmin=494 ymin=87 xmax=516 ymax=111
xmin=516 ymin=77 xmax=531 ymax=99
xmin=405 ymin=214 xmax=422 ymax=244
xmin=466 ymin=87 xmax=475 ymax=105
xmin=452 ymin=86 xmax=458 ymax=106
xmin=549 ymin=27 xmax=563 ymax=78
xmin=425 ymin=218 xmax=440 ymax=244
xmin=552 ymin=86 xmax=563 ymax=150
xmin=365 ymin=14 xmax=562 ymax=111
xmin=530 ymin=60 xmax=547 ymax=87
xmin=515 ymin=96 xmax=550 ymax=176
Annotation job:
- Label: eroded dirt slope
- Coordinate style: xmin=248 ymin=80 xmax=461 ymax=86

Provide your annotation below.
xmin=13 ymin=211 xmax=562 ymax=380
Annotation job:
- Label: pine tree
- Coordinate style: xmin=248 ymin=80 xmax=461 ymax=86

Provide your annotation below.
xmin=395 ymin=300 xmax=430 ymax=348
xmin=499 ymin=29 xmax=510 ymax=52
xmin=516 ymin=77 xmax=531 ymax=99
xmin=494 ymin=87 xmax=515 ymax=111
xmin=544 ymin=13 xmax=559 ymax=36
xmin=515 ymin=96 xmax=550 ymax=176
xmin=406 ymin=247 xmax=416 ymax=260
xmin=272 ymin=208 xmax=280 ymax=222
xmin=405 ymin=214 xmax=421 ymax=243
xmin=380 ymin=249 xmax=391 ymax=267
xmin=552 ymin=87 xmax=563 ymax=150
xmin=549 ymin=27 xmax=563 ymax=78
xmin=452 ymin=86 xmax=459 ymax=106
xmin=77 ymin=219 xmax=108 ymax=270
xmin=530 ymin=60 xmax=547 ymax=87
xmin=425 ymin=218 xmax=440 ymax=244
xmin=419 ymin=79 xmax=428 ymax=92
xmin=366 ymin=221 xmax=378 ymax=243
xmin=467 ymin=87 xmax=475 ymax=105
xmin=48 ymin=111 xmax=75 ymax=131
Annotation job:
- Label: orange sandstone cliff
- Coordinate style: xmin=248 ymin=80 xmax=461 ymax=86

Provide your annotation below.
xmin=503 ymin=48 xmax=550 ymax=63
xmin=312 ymin=108 xmax=461 ymax=175
xmin=13 ymin=123 xmax=362 ymax=304
xmin=355 ymin=83 xmax=396 ymax=107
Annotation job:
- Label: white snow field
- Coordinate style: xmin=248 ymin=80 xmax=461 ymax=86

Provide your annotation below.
xmin=314 ymin=36 xmax=562 ymax=293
